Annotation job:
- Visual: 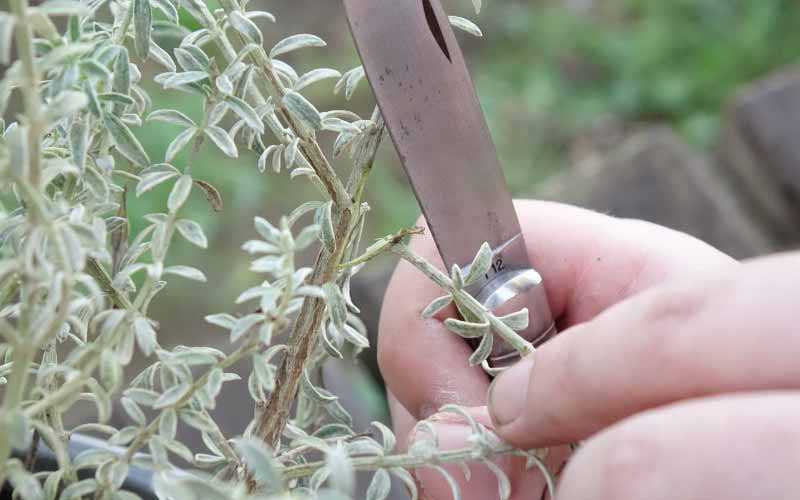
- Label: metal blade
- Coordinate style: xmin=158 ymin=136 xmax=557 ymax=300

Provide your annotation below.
xmin=344 ymin=0 xmax=530 ymax=277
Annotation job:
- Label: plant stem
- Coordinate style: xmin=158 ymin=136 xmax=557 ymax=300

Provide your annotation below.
xmin=86 ymin=257 xmax=133 ymax=310
xmin=391 ymin=243 xmax=535 ymax=358
xmin=10 ymin=0 xmax=43 ymax=188
xmin=253 ymin=209 xmax=351 ymax=449
xmin=390 ymin=243 xmax=453 ymax=291
xmin=338 ymin=226 xmax=425 ymax=271
xmin=282 ymin=443 xmax=518 ymax=480
xmin=122 ymin=338 xmax=259 ymax=462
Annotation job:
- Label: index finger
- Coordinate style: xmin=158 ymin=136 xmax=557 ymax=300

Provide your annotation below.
xmin=378 ymin=200 xmax=736 ymax=419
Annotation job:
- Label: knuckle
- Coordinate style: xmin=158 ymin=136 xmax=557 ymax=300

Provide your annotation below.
xmin=632 ymin=283 xmax=709 ymax=375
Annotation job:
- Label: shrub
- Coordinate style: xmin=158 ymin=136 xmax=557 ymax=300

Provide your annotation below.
xmin=0 ymin=0 xmax=548 ymax=498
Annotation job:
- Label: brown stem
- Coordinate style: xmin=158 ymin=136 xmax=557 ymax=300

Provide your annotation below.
xmin=215 ymin=0 xmax=351 ymax=209
xmin=85 ymin=257 xmax=133 ymax=310
xmin=253 ymin=207 xmax=352 ymax=448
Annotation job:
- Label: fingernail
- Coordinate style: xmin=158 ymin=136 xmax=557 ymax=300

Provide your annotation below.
xmin=488 ymin=353 xmax=535 ymax=426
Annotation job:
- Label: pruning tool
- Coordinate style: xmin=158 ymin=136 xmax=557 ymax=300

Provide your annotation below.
xmin=344 ymin=0 xmax=556 ymax=366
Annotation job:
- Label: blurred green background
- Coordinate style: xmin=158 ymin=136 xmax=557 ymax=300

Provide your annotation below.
xmin=138 ymin=0 xmax=800 ymax=347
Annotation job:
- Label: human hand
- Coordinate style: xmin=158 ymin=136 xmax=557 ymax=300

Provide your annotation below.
xmin=486 ymin=244 xmax=800 ymax=499
xmin=378 ymin=200 xmax=738 ymax=499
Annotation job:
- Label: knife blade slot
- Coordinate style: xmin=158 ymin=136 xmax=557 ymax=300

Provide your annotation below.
xmin=422 ymin=0 xmax=452 ymax=63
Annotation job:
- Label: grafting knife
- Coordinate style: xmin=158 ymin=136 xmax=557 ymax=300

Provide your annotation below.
xmin=344 ymin=0 xmax=556 ymax=365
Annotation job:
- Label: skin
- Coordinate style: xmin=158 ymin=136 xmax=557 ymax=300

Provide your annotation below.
xmin=379 ymin=200 xmax=800 ymax=500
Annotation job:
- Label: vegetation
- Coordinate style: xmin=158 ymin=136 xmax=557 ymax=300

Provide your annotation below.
xmin=0 ymin=0 xmax=549 ymax=498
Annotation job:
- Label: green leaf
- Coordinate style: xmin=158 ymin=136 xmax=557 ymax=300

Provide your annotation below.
xmin=392 ymin=468 xmax=418 ymax=500
xmin=283 ymin=90 xmax=322 ymax=130
xmin=270 ymin=33 xmax=326 ymax=58
xmin=7 ymin=462 xmax=44 ymax=500
xmin=45 ymin=90 xmax=88 ymax=122
xmin=300 ymin=370 xmax=336 ymax=403
xmin=498 ymin=308 xmax=529 ymax=331
xmin=164 ymin=71 xmax=209 ymax=88
xmin=178 ymin=410 xmax=215 ymax=433
xmin=61 ymin=478 xmax=97 ymax=500
xmin=164 ymin=265 xmax=207 ymax=282
xmin=124 ymin=388 xmax=159 ymax=406
xmin=224 ymin=95 xmax=264 ymax=133
xmin=295 ymin=68 xmax=341 ymax=91
xmin=112 ymin=47 xmax=131 ymax=96
xmin=97 ymin=352 xmax=121 ymax=399
xmin=254 ymin=216 xmax=280 ymax=242
xmin=166 ymin=127 xmax=198 ymax=162
xmin=204 ymin=126 xmax=238 ymax=158
xmin=205 ymin=313 xmax=237 ymax=329
xmin=133 ymin=316 xmax=158 ymax=356
xmin=432 ymin=466 xmax=462 ymax=500
xmin=151 ymin=0 xmax=177 ymax=23
xmin=136 ymin=164 xmax=180 ymax=196
xmin=83 ymin=79 xmax=102 ymax=116
xmin=468 ymin=331 xmax=493 ymax=366
xmin=98 ymin=92 xmax=136 ymax=106
xmin=288 ymin=200 xmax=324 ymax=227
xmin=338 ymin=323 xmax=369 ymax=349
xmin=294 ymin=224 xmax=320 ymax=250
xmin=230 ymin=313 xmax=261 ymax=343
xmin=318 ymin=201 xmax=335 ymax=253
xmin=252 ymin=354 xmax=275 ymax=391
xmin=121 ymin=397 xmax=146 ymax=425
xmin=148 ymin=109 xmax=195 ymax=127
xmin=464 ymin=242 xmax=493 ymax=286
xmin=472 ymin=0 xmax=482 ymax=14
xmin=149 ymin=40 xmax=176 ymax=71
xmin=133 ymin=0 xmax=152 ymax=58
xmin=228 ymin=10 xmax=262 ymax=45
xmin=484 ymin=459 xmax=511 ymax=500
xmin=104 ymin=112 xmax=150 ymax=167
xmin=235 ymin=438 xmax=283 ymax=493
xmin=321 ymin=117 xmax=360 ymax=134
xmin=344 ymin=66 xmax=366 ymax=101
xmin=193 ymin=453 xmax=226 ymax=468
xmin=168 ymin=174 xmax=193 ymax=213
xmin=422 ymin=295 xmax=453 ymax=318
xmin=323 ymin=282 xmax=346 ymax=329
xmin=215 ymin=74 xmax=233 ymax=95
xmin=175 ymin=219 xmax=208 ymax=248
xmin=444 ymin=318 xmax=489 ymax=339
xmin=449 ymin=16 xmax=483 ymax=37
xmin=175 ymin=45 xmax=210 ymax=71
xmin=69 ymin=120 xmax=88 ymax=171
xmin=325 ymin=445 xmax=354 ymax=495
xmin=366 ymin=469 xmax=391 ymax=500
xmin=154 ymin=383 xmax=190 ymax=409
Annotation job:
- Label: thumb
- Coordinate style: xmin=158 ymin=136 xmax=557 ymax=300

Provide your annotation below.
xmin=487 ymin=353 xmax=548 ymax=446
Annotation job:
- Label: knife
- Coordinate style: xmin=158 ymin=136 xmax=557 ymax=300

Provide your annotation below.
xmin=344 ymin=0 xmax=556 ymax=366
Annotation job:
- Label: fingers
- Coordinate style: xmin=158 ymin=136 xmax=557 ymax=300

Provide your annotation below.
xmin=379 ymin=200 xmax=735 ymax=419
xmin=558 ymin=391 xmax=800 ymax=500
xmin=380 ymin=223 xmax=490 ymax=418
xmin=402 ymin=404 xmax=570 ymax=500
xmin=489 ymin=252 xmax=800 ymax=448
xmin=390 ymin=390 xmax=569 ymax=500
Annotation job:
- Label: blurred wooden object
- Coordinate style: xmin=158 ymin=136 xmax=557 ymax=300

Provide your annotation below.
xmin=715 ymin=67 xmax=800 ymax=247
xmin=538 ymin=126 xmax=775 ymax=258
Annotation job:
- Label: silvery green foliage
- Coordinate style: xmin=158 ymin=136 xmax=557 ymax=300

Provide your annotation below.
xmin=0 ymin=0 xmax=553 ymax=499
